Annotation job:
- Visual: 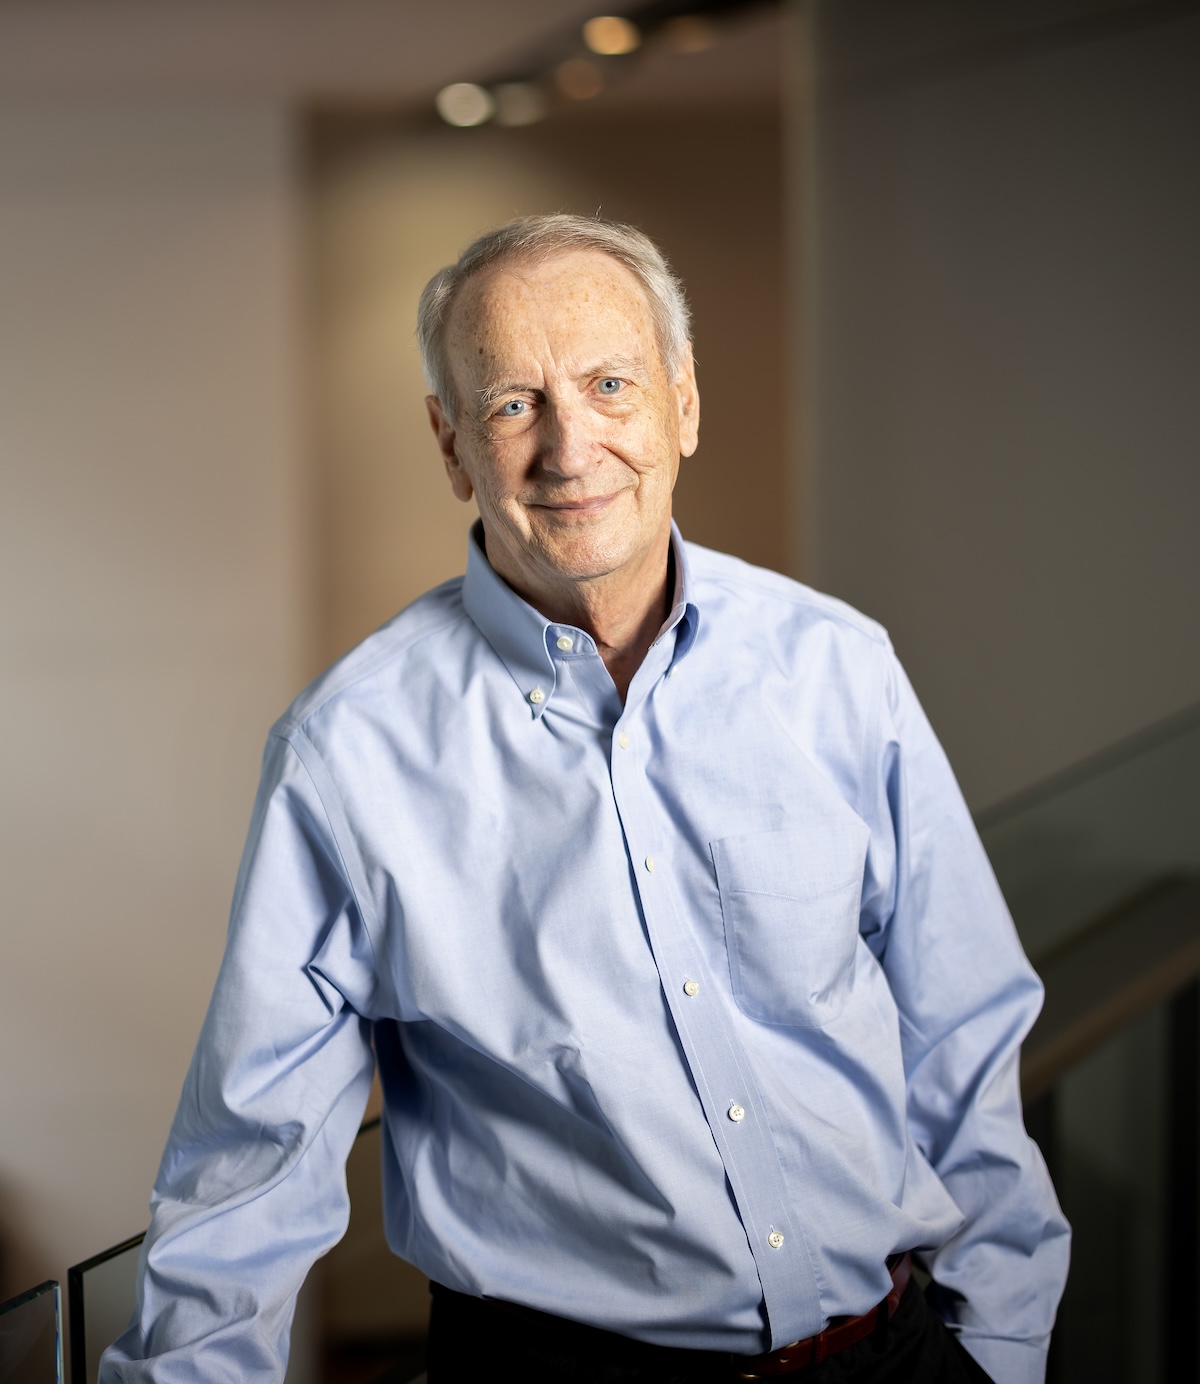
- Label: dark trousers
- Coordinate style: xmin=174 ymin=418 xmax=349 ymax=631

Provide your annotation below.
xmin=426 ymin=1279 xmax=996 ymax=1383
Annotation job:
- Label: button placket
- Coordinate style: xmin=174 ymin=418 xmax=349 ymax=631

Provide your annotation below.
xmin=606 ymin=689 xmax=814 ymax=1329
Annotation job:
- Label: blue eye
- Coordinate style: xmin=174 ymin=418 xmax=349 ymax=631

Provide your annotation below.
xmin=500 ymin=400 xmax=526 ymax=417
xmin=598 ymin=378 xmax=622 ymax=394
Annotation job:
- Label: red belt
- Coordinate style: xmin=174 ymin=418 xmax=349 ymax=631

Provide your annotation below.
xmin=735 ymin=1252 xmax=913 ymax=1376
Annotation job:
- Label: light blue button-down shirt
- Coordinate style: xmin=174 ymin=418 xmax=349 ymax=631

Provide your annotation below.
xmin=105 ymin=524 xmax=1068 ymax=1384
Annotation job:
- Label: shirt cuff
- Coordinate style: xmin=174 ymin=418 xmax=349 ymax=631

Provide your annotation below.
xmin=958 ymin=1335 xmax=1047 ymax=1384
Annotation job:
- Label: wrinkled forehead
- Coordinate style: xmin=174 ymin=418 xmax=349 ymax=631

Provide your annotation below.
xmin=443 ymin=249 xmax=661 ymax=387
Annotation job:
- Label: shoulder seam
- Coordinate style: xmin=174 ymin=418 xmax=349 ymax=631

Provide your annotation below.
xmin=690 ymin=560 xmax=890 ymax=648
xmin=279 ymin=602 xmax=470 ymax=735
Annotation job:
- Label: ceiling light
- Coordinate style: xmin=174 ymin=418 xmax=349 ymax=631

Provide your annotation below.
xmin=582 ymin=16 xmax=641 ymax=56
xmin=662 ymin=15 xmax=718 ymax=54
xmin=494 ymin=82 xmax=547 ymax=127
xmin=555 ymin=58 xmax=604 ymax=100
xmin=435 ymin=83 xmax=495 ymax=127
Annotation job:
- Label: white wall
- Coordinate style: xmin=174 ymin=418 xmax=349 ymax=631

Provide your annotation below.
xmin=804 ymin=0 xmax=1200 ymax=811
xmin=0 ymin=101 xmax=307 ymax=1293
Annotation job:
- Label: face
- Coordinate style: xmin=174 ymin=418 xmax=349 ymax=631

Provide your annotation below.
xmin=426 ymin=249 xmax=699 ymax=604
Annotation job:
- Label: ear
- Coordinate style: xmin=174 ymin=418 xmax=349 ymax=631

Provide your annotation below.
xmin=673 ymin=344 xmax=700 ymax=458
xmin=426 ymin=395 xmax=474 ymax=503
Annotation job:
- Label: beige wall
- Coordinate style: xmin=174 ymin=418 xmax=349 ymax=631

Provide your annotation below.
xmin=0 ymin=101 xmax=307 ymax=1295
xmin=310 ymin=106 xmax=786 ymax=665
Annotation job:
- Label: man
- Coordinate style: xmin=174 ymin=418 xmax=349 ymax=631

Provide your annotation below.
xmin=104 ymin=215 xmax=1068 ymax=1384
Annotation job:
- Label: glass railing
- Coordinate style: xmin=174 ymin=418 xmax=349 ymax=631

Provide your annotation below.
xmin=978 ymin=702 xmax=1200 ymax=1384
xmin=51 ymin=703 xmax=1200 ymax=1384
xmin=67 ymin=1238 xmax=144 ymax=1384
xmin=977 ymin=702 xmax=1200 ymax=965
xmin=0 ymin=1279 xmax=63 ymax=1384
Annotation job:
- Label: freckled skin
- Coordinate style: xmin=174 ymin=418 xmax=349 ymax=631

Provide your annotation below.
xmin=426 ymin=250 xmax=700 ymax=700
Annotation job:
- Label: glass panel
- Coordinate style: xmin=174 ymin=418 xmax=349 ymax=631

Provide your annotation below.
xmin=978 ymin=705 xmax=1200 ymax=962
xmin=978 ymin=707 xmax=1200 ymax=1379
xmin=72 ymin=1237 xmax=143 ymax=1384
xmin=0 ymin=1280 xmax=63 ymax=1384
xmin=1049 ymin=1000 xmax=1168 ymax=1383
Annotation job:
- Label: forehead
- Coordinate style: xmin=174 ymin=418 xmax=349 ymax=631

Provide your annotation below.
xmin=444 ymin=249 xmax=659 ymax=382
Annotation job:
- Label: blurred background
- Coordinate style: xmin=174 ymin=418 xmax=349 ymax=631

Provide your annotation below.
xmin=1 ymin=1 xmax=1198 ymax=1382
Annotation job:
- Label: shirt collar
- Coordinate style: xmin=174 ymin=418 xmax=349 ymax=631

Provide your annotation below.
xmin=461 ymin=519 xmax=699 ymax=718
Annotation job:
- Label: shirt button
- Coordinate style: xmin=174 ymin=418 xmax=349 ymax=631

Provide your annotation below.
xmin=528 ymin=688 xmax=545 ymax=705
xmin=556 ymin=635 xmax=574 ymax=651
xmin=618 ymin=731 xmax=630 ymax=749
xmin=683 ymin=979 xmax=700 ymax=997
xmin=728 ymin=1103 xmax=746 ymax=1123
xmin=644 ymin=855 xmax=655 ymax=873
xmin=768 ymin=1230 xmax=785 ymax=1250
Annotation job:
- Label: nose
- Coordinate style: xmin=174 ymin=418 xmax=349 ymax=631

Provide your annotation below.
xmin=538 ymin=396 xmax=597 ymax=479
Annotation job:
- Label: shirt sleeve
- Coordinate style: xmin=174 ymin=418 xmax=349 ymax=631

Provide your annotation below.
xmin=863 ymin=649 xmax=1071 ymax=1384
xmin=100 ymin=731 xmax=379 ymax=1384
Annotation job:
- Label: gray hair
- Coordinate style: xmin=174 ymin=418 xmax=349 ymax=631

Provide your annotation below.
xmin=417 ymin=213 xmax=691 ymax=421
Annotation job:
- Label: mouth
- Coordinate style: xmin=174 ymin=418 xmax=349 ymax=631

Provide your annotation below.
xmin=530 ymin=491 xmax=624 ymax=517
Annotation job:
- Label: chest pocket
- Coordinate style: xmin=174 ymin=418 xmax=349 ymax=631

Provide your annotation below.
xmin=711 ymin=823 xmax=868 ymax=1028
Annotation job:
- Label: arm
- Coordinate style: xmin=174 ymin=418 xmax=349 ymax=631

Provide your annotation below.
xmin=101 ymin=732 xmax=378 ymax=1383
xmin=864 ymin=652 xmax=1070 ymax=1384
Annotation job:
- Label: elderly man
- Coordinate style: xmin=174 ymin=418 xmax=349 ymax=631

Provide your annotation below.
xmin=104 ymin=215 xmax=1068 ymax=1384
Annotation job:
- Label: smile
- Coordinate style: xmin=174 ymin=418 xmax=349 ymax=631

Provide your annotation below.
xmin=531 ymin=492 xmax=624 ymax=516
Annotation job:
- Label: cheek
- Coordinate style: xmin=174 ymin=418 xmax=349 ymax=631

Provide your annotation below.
xmin=471 ymin=455 xmax=533 ymax=521
xmin=607 ymin=401 xmax=665 ymax=446
xmin=625 ymin=415 xmax=680 ymax=479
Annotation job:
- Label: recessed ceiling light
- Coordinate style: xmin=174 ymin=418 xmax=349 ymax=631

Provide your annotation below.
xmin=582 ymin=16 xmax=641 ymax=57
xmin=435 ymin=83 xmax=495 ymax=127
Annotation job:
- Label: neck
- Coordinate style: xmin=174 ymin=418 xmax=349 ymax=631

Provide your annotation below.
xmin=485 ymin=524 xmax=674 ymax=703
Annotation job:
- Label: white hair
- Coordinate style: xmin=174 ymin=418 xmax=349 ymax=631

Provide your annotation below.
xmin=416 ymin=213 xmax=691 ymax=421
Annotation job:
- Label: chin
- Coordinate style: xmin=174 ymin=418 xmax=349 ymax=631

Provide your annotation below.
xmin=538 ymin=531 xmax=634 ymax=583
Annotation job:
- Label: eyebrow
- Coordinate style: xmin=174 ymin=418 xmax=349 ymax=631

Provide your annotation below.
xmin=474 ymin=356 xmax=650 ymax=413
xmin=580 ymin=355 xmax=649 ymax=381
xmin=476 ymin=380 xmax=526 ymax=411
